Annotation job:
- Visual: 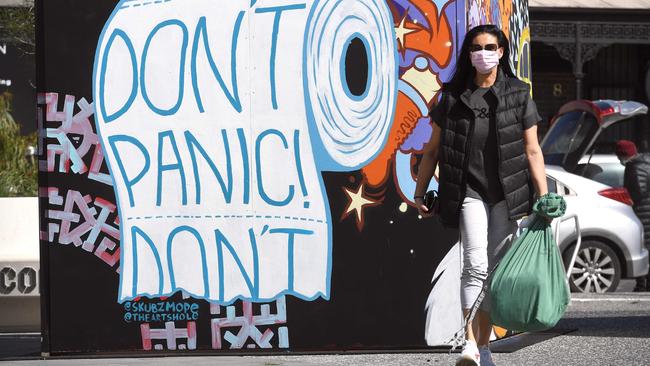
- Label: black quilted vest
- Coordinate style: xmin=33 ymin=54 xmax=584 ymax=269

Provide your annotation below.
xmin=627 ymin=153 xmax=650 ymax=247
xmin=437 ymin=72 xmax=534 ymax=228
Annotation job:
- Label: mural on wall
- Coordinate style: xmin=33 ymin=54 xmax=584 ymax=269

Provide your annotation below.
xmin=361 ymin=0 xmax=454 ymax=208
xmin=424 ymin=0 xmax=531 ymax=345
xmin=467 ymin=0 xmax=530 ymax=85
xmin=39 ymin=0 xmax=530 ymax=354
xmin=39 ymin=92 xmax=120 ymax=271
xmin=94 ymin=0 xmax=397 ymax=304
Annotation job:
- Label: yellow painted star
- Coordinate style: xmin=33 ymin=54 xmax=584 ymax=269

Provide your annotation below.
xmin=395 ymin=14 xmax=417 ymax=50
xmin=341 ymin=183 xmax=380 ymax=231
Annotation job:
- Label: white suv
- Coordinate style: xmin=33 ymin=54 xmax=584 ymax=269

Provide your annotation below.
xmin=577 ymin=154 xmax=625 ymax=188
xmin=542 ymin=99 xmax=649 ymax=293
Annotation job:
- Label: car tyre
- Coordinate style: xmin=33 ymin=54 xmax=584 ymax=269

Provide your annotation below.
xmin=563 ymin=240 xmax=621 ymax=293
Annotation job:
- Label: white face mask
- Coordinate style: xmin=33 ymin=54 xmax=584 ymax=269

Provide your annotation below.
xmin=470 ymin=50 xmax=500 ymax=74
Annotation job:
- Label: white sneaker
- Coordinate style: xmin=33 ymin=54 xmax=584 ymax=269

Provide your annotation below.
xmin=479 ymin=345 xmax=496 ymax=366
xmin=456 ymin=340 xmax=480 ymax=366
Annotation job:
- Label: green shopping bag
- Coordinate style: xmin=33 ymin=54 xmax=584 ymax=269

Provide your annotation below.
xmin=489 ymin=193 xmax=570 ymax=332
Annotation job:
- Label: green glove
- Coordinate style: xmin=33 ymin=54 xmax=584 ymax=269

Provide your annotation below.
xmin=532 ymin=192 xmax=567 ymax=219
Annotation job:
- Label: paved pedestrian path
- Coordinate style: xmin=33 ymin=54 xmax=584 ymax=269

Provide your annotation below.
xmin=3 ymin=292 xmax=649 ymax=365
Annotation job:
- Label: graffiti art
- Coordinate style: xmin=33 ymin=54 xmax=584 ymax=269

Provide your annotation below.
xmin=38 ymin=0 xmax=530 ymax=354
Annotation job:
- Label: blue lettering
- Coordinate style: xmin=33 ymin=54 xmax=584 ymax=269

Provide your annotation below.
xmin=156 ymin=130 xmax=188 ymax=206
xmin=293 ymin=129 xmax=309 ymax=208
xmin=191 ymin=14 xmax=244 ymax=113
xmin=185 ymin=130 xmax=233 ymax=204
xmin=237 ymin=128 xmax=250 ymax=204
xmin=268 ymin=228 xmax=314 ymax=292
xmin=255 ymin=4 xmax=306 ymax=109
xmin=131 ymin=226 xmax=163 ymax=296
xmin=108 ymin=135 xmax=150 ymax=208
xmin=167 ymin=226 xmax=210 ymax=298
xmin=255 ymin=129 xmax=295 ymax=206
xmin=141 ymin=19 xmax=189 ymax=116
xmin=165 ymin=302 xmax=175 ymax=312
xmin=99 ymin=29 xmax=138 ymax=122
xmin=214 ymin=228 xmax=259 ymax=301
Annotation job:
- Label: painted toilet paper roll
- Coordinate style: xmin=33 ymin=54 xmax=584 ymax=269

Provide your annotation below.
xmin=93 ymin=0 xmax=397 ymax=303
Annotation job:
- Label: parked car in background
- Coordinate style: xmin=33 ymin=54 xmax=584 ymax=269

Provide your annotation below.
xmin=542 ymin=99 xmax=649 ymax=293
xmin=546 ymin=167 xmax=646 ymax=293
xmin=577 ymin=154 xmax=625 ymax=188
xmin=543 ymin=99 xmax=647 ymax=176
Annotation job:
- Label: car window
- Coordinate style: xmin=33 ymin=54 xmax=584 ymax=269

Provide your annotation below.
xmin=546 ymin=174 xmax=575 ymax=196
xmin=577 ymin=162 xmax=625 ymax=187
xmin=542 ymin=111 xmax=584 ymax=155
xmin=546 ymin=176 xmax=557 ymax=194
xmin=542 ymin=111 xmax=600 ymax=171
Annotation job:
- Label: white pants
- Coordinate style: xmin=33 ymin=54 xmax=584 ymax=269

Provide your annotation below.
xmin=459 ymin=197 xmax=517 ymax=311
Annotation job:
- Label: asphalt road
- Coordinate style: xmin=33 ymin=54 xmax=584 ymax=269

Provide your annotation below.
xmin=3 ymin=290 xmax=649 ymax=365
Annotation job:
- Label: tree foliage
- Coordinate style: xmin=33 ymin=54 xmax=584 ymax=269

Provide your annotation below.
xmin=0 ymin=4 xmax=35 ymax=54
xmin=0 ymin=4 xmax=37 ymax=196
xmin=0 ymin=92 xmax=37 ymax=196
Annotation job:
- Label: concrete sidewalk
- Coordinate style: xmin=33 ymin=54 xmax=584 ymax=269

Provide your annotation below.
xmin=3 ymin=292 xmax=650 ymax=365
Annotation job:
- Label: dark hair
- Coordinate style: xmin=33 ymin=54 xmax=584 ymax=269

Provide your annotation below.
xmin=446 ymin=24 xmax=516 ymax=95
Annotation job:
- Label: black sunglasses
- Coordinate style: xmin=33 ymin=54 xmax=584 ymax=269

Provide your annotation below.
xmin=469 ymin=43 xmax=499 ymax=52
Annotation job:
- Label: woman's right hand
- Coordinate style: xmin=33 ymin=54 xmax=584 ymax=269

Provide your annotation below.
xmin=413 ymin=123 xmax=440 ymax=219
xmin=415 ymin=197 xmax=433 ymax=218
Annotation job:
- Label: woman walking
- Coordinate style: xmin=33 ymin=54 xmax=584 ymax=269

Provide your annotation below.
xmin=414 ymin=25 xmax=548 ymax=366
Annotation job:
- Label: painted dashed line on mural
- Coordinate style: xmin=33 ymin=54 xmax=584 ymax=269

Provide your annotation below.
xmin=120 ymin=0 xmax=171 ymax=9
xmin=126 ymin=215 xmax=326 ymax=223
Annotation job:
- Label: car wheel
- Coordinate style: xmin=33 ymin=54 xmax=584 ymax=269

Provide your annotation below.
xmin=563 ymin=240 xmax=621 ymax=293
